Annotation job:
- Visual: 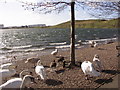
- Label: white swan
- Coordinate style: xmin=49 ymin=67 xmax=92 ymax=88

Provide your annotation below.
xmin=0 ymin=62 xmax=15 ymax=69
xmin=1 ymin=56 xmax=16 ymax=69
xmin=0 ymin=75 xmax=35 ymax=89
xmin=81 ymin=61 xmax=100 ymax=79
xmin=19 ymin=69 xmax=33 ymax=79
xmin=51 ymin=49 xmax=58 ymax=56
xmin=93 ymin=54 xmax=102 ymax=72
xmin=35 ymin=60 xmax=46 ymax=80
xmin=0 ymin=65 xmax=16 ymax=81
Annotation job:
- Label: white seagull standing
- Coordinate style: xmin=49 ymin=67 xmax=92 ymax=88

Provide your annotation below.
xmin=35 ymin=60 xmax=46 ymax=80
xmin=93 ymin=41 xmax=98 ymax=48
xmin=89 ymin=40 xmax=95 ymax=47
xmin=81 ymin=61 xmax=101 ymax=79
xmin=93 ymin=54 xmax=103 ymax=72
xmin=51 ymin=49 xmax=58 ymax=56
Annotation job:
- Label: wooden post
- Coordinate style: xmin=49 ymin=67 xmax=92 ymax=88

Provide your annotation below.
xmin=70 ymin=0 xmax=75 ymax=66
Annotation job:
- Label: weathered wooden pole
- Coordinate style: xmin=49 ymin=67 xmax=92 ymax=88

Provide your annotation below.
xmin=70 ymin=0 xmax=75 ymax=66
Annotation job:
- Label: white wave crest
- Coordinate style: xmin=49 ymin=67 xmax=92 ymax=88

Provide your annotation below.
xmin=49 ymin=42 xmax=67 ymax=45
xmin=13 ymin=45 xmax=32 ymax=49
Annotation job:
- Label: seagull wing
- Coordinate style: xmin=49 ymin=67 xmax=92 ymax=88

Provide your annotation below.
xmin=90 ymin=64 xmax=101 ymax=77
xmin=35 ymin=66 xmax=46 ymax=80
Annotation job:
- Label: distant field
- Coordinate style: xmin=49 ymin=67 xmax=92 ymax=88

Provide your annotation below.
xmin=43 ymin=18 xmax=120 ymax=29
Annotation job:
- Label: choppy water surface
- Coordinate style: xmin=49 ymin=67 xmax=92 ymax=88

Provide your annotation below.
xmin=0 ymin=28 xmax=118 ymax=62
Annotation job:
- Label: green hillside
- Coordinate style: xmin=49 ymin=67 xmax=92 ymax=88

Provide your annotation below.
xmin=44 ymin=18 xmax=120 ymax=29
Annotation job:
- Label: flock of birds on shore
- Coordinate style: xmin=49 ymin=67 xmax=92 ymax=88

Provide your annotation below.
xmin=0 ymin=40 xmax=112 ymax=89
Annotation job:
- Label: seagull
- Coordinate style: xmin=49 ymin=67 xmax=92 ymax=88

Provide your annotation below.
xmin=81 ymin=61 xmax=101 ymax=80
xmin=93 ymin=54 xmax=102 ymax=72
xmin=51 ymin=49 xmax=58 ymax=56
xmin=35 ymin=60 xmax=46 ymax=80
xmin=89 ymin=40 xmax=95 ymax=47
xmin=93 ymin=41 xmax=98 ymax=48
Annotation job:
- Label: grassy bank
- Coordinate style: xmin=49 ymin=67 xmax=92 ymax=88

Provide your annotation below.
xmin=43 ymin=18 xmax=119 ymax=29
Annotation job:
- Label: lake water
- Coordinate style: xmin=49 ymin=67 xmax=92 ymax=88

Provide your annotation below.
xmin=0 ymin=28 xmax=118 ymax=63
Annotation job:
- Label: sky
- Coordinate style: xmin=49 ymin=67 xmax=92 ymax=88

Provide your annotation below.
xmin=0 ymin=0 xmax=98 ymax=27
xmin=0 ymin=0 xmax=114 ymax=27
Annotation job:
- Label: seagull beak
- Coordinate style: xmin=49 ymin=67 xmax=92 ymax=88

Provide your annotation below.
xmin=25 ymin=61 xmax=28 ymax=63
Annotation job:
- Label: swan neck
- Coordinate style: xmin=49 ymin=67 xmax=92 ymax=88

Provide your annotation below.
xmin=20 ymin=79 xmax=26 ymax=89
xmin=20 ymin=70 xmax=28 ymax=79
xmin=20 ymin=72 xmax=23 ymax=79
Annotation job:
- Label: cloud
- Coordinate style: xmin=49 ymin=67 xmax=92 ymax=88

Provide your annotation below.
xmin=77 ymin=0 xmax=120 ymax=2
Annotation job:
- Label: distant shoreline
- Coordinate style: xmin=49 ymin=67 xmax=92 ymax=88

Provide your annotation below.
xmin=1 ymin=18 xmax=120 ymax=29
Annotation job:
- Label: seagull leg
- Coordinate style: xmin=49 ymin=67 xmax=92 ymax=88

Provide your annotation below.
xmin=36 ymin=75 xmax=40 ymax=80
xmin=85 ymin=75 xmax=89 ymax=80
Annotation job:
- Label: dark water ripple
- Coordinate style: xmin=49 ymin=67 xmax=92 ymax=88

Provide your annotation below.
xmin=0 ymin=28 xmax=118 ymax=55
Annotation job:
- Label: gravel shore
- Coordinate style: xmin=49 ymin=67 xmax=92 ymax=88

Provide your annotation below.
xmin=2 ymin=42 xmax=119 ymax=89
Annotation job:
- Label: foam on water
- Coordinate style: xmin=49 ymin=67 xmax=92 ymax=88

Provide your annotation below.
xmin=13 ymin=45 xmax=32 ymax=49
xmin=49 ymin=42 xmax=67 ymax=45
xmin=0 ymin=37 xmax=117 ymax=54
xmin=86 ymin=37 xmax=117 ymax=44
